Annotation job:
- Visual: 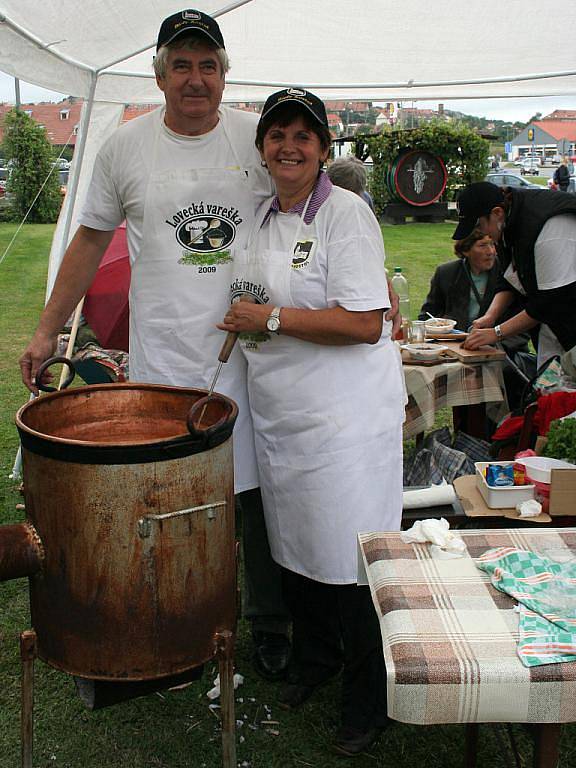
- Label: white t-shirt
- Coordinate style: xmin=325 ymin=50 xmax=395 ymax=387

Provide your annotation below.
xmin=253 ymin=185 xmax=393 ymax=318
xmin=79 ymin=106 xmax=273 ymax=261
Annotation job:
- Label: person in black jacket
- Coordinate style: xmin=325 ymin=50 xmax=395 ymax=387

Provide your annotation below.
xmin=454 ymin=183 xmax=576 ymax=367
xmin=419 ymin=228 xmax=535 ymax=407
xmin=553 ymin=158 xmax=570 ymax=193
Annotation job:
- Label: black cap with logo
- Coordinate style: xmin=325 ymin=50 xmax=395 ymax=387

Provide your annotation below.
xmin=156 ymin=9 xmax=225 ymax=51
xmin=452 ymin=182 xmax=505 ymax=240
xmin=260 ymin=88 xmax=328 ymax=128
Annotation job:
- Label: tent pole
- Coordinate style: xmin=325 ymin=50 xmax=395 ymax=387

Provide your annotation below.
xmin=50 ymin=71 xmax=98 ymax=389
xmin=48 ymin=71 xmax=98 ymax=299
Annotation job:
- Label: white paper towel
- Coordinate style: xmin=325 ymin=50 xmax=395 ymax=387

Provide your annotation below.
xmin=401 ymin=518 xmax=466 ymax=556
xmin=402 ymin=484 xmax=456 ymax=509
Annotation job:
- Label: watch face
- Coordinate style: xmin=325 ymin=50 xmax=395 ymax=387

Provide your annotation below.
xmin=266 ymin=316 xmax=280 ymax=333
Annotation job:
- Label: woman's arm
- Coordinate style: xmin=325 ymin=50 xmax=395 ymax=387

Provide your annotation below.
xmin=464 ymin=309 xmax=539 ymax=349
xmin=218 ymin=302 xmax=384 ymax=346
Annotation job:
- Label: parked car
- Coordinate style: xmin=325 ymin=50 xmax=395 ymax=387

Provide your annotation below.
xmin=51 ymin=159 xmax=70 ymax=171
xmin=486 ymin=172 xmax=541 ymax=189
xmin=519 ymin=157 xmax=541 ymax=175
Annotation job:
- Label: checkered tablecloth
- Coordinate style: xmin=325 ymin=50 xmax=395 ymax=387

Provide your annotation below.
xmin=403 ymin=360 xmax=506 ymax=439
xmin=358 ymin=528 xmax=576 ymax=725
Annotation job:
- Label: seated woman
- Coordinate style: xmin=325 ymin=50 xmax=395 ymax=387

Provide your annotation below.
xmin=418 ymin=229 xmax=535 ymax=408
xmin=219 ymin=88 xmax=405 ymax=756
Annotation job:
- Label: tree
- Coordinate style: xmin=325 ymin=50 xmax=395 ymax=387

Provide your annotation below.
xmin=2 ymin=108 xmax=63 ymax=223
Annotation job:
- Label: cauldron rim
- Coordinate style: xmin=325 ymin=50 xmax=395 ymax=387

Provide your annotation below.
xmin=15 ymin=382 xmax=237 ymax=464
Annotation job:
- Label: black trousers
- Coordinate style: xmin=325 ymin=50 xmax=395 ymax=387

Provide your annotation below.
xmin=238 ymin=488 xmax=290 ymax=634
xmin=281 ymin=567 xmax=388 ymax=731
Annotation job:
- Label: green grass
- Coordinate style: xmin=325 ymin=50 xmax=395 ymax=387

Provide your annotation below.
xmin=383 ymin=221 xmax=455 ymax=318
xmin=1 ymin=222 xmax=575 ymax=768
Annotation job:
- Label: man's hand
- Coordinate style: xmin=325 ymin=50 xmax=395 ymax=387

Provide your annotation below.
xmin=463 ymin=327 xmax=498 ymax=350
xmin=385 ymin=279 xmax=401 ymax=337
xmin=19 ymin=331 xmax=59 ymax=395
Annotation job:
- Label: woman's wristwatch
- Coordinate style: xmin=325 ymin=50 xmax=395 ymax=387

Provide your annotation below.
xmin=494 ymin=324 xmax=503 ymax=340
xmin=266 ymin=306 xmax=282 ymax=334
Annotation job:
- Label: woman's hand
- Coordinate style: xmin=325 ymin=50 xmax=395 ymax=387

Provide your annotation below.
xmin=463 ymin=327 xmax=497 ymax=349
xmin=218 ymin=301 xmax=272 ymax=334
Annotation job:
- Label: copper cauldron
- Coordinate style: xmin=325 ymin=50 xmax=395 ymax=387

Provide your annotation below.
xmin=11 ymin=380 xmax=237 ymax=681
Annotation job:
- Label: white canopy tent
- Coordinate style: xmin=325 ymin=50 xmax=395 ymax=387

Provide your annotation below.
xmin=2 ymin=0 xmax=576 ymax=289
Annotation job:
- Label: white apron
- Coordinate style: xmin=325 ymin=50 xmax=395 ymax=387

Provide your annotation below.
xmin=233 ymin=201 xmax=404 ymax=584
xmin=129 ymin=113 xmax=258 ymax=492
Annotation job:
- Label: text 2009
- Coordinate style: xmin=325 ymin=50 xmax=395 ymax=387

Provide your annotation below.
xmin=198 ymin=265 xmax=216 ymax=273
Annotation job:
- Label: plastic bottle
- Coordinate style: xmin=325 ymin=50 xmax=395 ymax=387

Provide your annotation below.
xmin=390 ymin=267 xmax=410 ymax=340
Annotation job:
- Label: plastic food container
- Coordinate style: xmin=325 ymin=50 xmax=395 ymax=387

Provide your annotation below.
xmin=475 ymin=461 xmax=535 ymax=508
xmin=402 ymin=343 xmax=448 ymax=360
xmin=514 ymin=456 xmax=576 ymax=483
xmin=425 ymin=318 xmax=457 ymax=337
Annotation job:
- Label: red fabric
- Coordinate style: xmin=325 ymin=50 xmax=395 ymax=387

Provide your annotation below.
xmin=491 ymin=415 xmax=525 ymax=442
xmin=83 ymin=224 xmax=130 ymax=351
xmin=533 ymin=392 xmax=576 ymax=435
xmin=491 ymin=392 xmax=576 ymax=443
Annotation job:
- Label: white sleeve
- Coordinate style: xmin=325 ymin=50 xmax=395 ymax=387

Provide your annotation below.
xmin=534 ymin=215 xmax=576 ymax=290
xmin=78 ymin=136 xmax=125 ymax=231
xmin=325 ymin=192 xmax=390 ymax=311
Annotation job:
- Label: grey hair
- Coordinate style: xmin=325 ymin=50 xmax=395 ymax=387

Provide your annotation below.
xmin=153 ymin=36 xmax=230 ymax=79
xmin=326 ymin=156 xmax=367 ymax=196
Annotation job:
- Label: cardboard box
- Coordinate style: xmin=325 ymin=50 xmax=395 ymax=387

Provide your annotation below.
xmin=531 ymin=437 xmax=576 ymax=516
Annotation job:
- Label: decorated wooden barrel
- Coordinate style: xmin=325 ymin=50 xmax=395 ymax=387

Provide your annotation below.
xmin=386 ymin=150 xmax=447 ymax=206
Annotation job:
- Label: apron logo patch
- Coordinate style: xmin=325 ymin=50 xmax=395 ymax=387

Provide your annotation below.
xmin=165 ymin=206 xmax=243 ymax=266
xmin=292 ymin=239 xmax=316 ymax=269
xmin=230 ymin=279 xmax=271 ymax=347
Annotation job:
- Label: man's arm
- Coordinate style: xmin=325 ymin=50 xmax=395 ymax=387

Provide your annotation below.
xmin=20 ymin=225 xmax=115 ymax=393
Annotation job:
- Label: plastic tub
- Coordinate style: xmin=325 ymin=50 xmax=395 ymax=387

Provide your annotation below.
xmin=514 ymin=456 xmax=576 ymax=483
xmin=475 ymin=462 xmax=535 ymax=509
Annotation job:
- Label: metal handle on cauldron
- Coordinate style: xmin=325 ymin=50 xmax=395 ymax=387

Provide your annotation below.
xmin=138 ymin=501 xmax=227 ymax=539
xmin=35 ymin=356 xmax=76 ymax=392
xmin=186 ymin=396 xmax=235 ymax=441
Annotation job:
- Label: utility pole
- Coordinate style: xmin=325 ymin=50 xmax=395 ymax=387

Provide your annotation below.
xmin=14 ymin=77 xmax=21 ymax=109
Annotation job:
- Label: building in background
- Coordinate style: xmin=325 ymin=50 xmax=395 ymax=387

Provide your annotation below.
xmin=511 ymin=110 xmax=576 ymax=161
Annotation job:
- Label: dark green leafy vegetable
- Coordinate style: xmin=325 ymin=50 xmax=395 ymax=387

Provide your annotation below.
xmin=543 ymin=419 xmax=576 ymax=464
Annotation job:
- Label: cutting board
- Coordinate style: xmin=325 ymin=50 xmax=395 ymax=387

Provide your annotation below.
xmin=400 ymin=349 xmax=458 ymax=366
xmin=441 ymin=340 xmax=506 ymax=363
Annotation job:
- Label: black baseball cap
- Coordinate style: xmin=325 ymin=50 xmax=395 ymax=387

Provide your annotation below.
xmin=452 ymin=182 xmax=505 ymax=240
xmin=156 ymin=9 xmax=225 ymax=51
xmin=260 ymin=88 xmax=328 ymax=128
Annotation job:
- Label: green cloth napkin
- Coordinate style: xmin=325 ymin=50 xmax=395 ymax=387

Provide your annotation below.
xmin=476 ymin=546 xmax=576 ymax=667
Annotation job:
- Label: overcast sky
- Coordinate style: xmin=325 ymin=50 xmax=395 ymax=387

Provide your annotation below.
xmin=1 ymin=74 xmax=576 ymax=123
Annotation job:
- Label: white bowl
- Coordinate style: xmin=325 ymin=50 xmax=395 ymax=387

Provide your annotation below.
xmin=514 ymin=456 xmax=576 ymax=484
xmin=425 ymin=318 xmax=457 ymax=336
xmin=403 ymin=343 xmax=447 ymax=360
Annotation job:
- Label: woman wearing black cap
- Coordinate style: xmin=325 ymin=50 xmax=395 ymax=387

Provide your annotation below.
xmin=218 ymin=88 xmax=405 ymax=755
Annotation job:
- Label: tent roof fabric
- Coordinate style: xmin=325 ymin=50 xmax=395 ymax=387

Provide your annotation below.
xmin=1 ymin=1 xmax=576 ymax=104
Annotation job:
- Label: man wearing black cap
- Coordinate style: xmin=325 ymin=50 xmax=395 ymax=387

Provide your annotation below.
xmin=20 ymin=9 xmax=291 ymax=680
xmin=454 ymin=181 xmax=576 ymax=365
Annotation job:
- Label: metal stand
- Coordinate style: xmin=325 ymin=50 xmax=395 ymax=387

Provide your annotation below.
xmin=215 ymin=631 xmax=236 ymax=768
xmin=533 ymin=723 xmax=561 ymax=768
xmin=464 ymin=723 xmax=479 ymax=767
xmin=20 ymin=630 xmax=37 ymax=768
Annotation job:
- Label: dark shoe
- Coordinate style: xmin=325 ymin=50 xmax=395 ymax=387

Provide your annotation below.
xmin=252 ymin=631 xmax=291 ymax=681
xmin=278 ymin=681 xmax=318 ymax=710
xmin=332 ymin=724 xmax=388 ymax=757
